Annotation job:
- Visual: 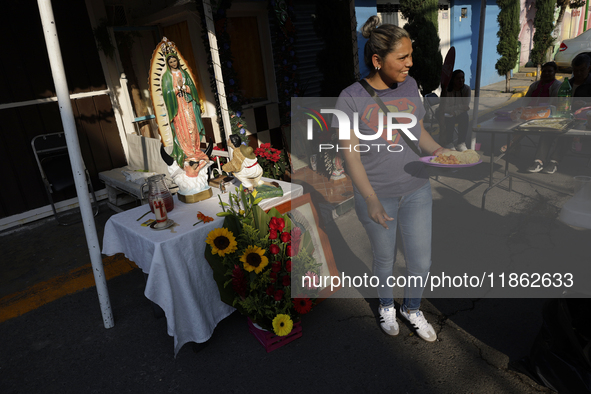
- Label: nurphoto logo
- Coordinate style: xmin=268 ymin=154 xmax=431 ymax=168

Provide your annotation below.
xmin=305 ymin=108 xmax=417 ymax=153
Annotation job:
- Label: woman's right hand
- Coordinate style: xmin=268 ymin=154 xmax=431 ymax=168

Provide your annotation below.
xmin=367 ymin=197 xmax=394 ymax=229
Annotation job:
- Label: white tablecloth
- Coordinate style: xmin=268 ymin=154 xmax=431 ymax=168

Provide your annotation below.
xmin=102 ymin=179 xmax=303 ymax=355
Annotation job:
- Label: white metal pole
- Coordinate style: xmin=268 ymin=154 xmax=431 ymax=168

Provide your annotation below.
xmin=470 ymin=0 xmax=487 ymax=150
xmin=203 ymin=0 xmax=232 ymax=151
xmin=37 ymin=0 xmax=114 ymax=329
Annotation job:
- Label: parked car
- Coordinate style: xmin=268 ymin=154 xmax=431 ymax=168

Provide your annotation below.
xmin=554 ymin=29 xmax=591 ymax=68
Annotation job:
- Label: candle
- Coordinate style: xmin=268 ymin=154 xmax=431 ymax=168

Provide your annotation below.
xmin=153 ymin=197 xmax=168 ymax=223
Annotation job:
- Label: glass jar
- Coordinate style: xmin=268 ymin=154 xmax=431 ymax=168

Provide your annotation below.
xmin=147 ymin=174 xmax=174 ymax=213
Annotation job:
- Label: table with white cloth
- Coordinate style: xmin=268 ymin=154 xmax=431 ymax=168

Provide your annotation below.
xmin=102 ymin=179 xmax=303 ymax=355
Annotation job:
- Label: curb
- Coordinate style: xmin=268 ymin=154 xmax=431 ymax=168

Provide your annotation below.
xmin=511 ymin=91 xmax=527 ymax=99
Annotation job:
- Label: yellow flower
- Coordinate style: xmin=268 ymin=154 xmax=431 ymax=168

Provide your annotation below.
xmin=240 ymin=245 xmax=269 ymax=274
xmin=272 ymin=314 xmax=293 ymax=336
xmin=239 ymin=209 xmax=245 ymax=216
xmin=206 ymin=228 xmax=238 ymax=256
xmin=251 ymin=190 xmax=258 ymax=198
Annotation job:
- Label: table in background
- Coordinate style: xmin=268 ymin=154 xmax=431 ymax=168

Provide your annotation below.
xmin=473 ymin=118 xmax=591 ymax=210
xmin=102 ymin=179 xmax=303 ymax=355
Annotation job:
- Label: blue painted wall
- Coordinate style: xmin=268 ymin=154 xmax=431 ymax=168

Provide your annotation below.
xmin=355 ymin=0 xmax=377 ymax=79
xmin=353 ymin=0 xmax=505 ymax=89
xmin=451 ymin=0 xmax=505 ymax=89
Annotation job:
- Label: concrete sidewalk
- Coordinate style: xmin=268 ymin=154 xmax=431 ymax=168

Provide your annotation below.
xmin=1 ymin=71 xmax=590 ymax=393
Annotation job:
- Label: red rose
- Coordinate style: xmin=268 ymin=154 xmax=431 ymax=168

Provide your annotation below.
xmin=266 ymin=286 xmax=275 ymax=296
xmin=269 ymin=217 xmax=285 ymax=232
xmin=274 ymin=290 xmax=284 ymax=301
xmin=231 ymin=264 xmax=247 ymax=298
xmin=285 ymin=260 xmax=292 ymax=272
xmin=270 ymin=272 xmax=277 ymax=283
xmin=282 ymin=275 xmax=291 ymax=286
xmin=293 ymin=297 xmax=313 ymax=314
xmin=269 ymin=244 xmax=280 ymax=255
xmin=269 ymin=229 xmax=278 ymax=240
xmin=280 ymin=232 xmax=291 ymax=243
xmin=286 ymin=245 xmax=294 ymax=257
xmin=272 ymin=261 xmax=281 ymax=273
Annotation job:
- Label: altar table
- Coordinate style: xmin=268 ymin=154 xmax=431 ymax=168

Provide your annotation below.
xmin=102 ymin=179 xmax=303 ymax=355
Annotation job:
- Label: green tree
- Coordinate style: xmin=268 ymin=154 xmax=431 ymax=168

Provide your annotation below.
xmin=531 ymin=0 xmax=557 ymax=77
xmin=495 ymin=0 xmax=520 ymax=93
xmin=400 ymin=0 xmax=442 ymax=95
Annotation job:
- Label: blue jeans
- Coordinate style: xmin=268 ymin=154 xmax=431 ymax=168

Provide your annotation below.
xmin=355 ymin=181 xmax=432 ymax=312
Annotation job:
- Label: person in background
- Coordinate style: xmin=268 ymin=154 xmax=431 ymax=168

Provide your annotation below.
xmin=501 ymin=61 xmax=561 ymax=156
xmin=334 ymin=15 xmax=451 ymax=342
xmin=438 ymin=69 xmax=471 ymax=151
xmin=527 ymin=55 xmax=591 ymax=173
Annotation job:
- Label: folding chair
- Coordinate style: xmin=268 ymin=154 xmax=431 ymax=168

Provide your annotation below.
xmin=31 ymin=132 xmax=99 ymax=225
xmin=423 ymin=93 xmax=440 ymax=134
xmin=424 ymin=92 xmax=460 ymax=144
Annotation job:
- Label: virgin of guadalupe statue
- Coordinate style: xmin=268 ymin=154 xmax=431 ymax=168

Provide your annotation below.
xmin=149 ymin=37 xmax=205 ymax=167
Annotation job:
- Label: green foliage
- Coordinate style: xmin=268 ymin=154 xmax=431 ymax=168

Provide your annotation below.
xmin=228 ymin=109 xmax=249 ymax=145
xmin=400 ymin=0 xmax=443 ymax=95
xmin=496 ymin=0 xmax=520 ymax=77
xmin=558 ymin=0 xmax=585 ymax=10
xmin=531 ymin=0 xmax=557 ymax=66
xmin=205 ymin=186 xmax=321 ymax=333
xmin=570 ymin=0 xmax=586 ymax=8
xmin=197 ymin=0 xmax=247 ymax=142
xmin=267 ymin=0 xmax=303 ymax=127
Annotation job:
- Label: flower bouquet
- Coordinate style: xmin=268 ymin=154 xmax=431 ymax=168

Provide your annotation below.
xmin=254 ymin=143 xmax=289 ymax=180
xmin=205 ymin=186 xmax=321 ymax=337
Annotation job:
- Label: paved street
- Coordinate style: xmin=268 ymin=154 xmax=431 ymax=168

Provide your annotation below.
xmin=1 ymin=69 xmax=590 ymax=393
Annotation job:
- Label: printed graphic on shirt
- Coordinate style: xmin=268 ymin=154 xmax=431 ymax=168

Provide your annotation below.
xmin=361 ymin=98 xmax=418 ymax=147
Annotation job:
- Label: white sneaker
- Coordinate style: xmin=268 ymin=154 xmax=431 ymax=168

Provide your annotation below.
xmin=455 ymin=142 xmax=468 ymax=152
xmin=378 ymin=305 xmax=399 ymax=336
xmin=400 ymin=309 xmax=437 ymax=342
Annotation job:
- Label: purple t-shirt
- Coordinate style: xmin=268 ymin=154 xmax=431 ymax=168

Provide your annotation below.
xmin=333 ymin=77 xmax=429 ymax=197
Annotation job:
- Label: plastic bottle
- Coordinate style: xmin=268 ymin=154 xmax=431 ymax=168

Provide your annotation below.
xmin=556 ymin=78 xmax=572 ymax=117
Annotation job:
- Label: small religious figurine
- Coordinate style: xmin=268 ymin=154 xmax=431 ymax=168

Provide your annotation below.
xmin=150 ymin=37 xmax=205 ymax=167
xmin=222 ymin=135 xmax=264 ymax=190
xmin=160 ymin=143 xmax=214 ymax=201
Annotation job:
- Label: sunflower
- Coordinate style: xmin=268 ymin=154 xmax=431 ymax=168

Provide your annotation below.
xmin=272 ymin=314 xmax=293 ymax=336
xmin=206 ymin=228 xmax=238 ymax=256
xmin=240 ymin=245 xmax=269 ymax=274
